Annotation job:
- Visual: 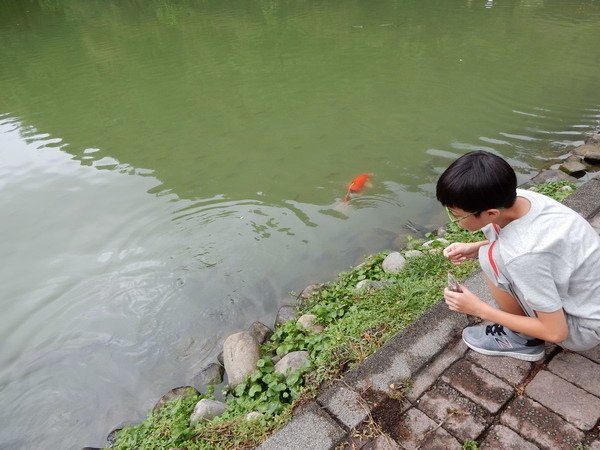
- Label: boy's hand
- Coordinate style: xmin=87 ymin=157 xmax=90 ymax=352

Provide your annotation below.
xmin=443 ymin=242 xmax=479 ymax=264
xmin=443 ymin=285 xmax=486 ymax=317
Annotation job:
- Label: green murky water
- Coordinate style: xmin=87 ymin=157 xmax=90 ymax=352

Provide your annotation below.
xmin=0 ymin=0 xmax=599 ymax=448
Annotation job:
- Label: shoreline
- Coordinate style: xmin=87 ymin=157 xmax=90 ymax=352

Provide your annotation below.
xmin=100 ymin=133 xmax=600 ymax=450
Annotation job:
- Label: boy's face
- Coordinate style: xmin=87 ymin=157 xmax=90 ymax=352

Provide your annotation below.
xmin=446 ymin=206 xmax=490 ymax=231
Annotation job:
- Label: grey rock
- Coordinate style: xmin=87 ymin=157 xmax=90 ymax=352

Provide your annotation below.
xmin=584 ymin=148 xmax=600 ymax=164
xmin=355 ymin=279 xmax=370 ymax=291
xmin=190 ymin=363 xmax=224 ymax=391
xmin=297 ymin=283 xmax=324 ymax=301
xmin=245 ymin=411 xmax=264 ymax=421
xmin=403 ymin=249 xmax=424 ymax=259
xmin=275 ymin=305 xmax=297 ymax=326
xmin=106 ymin=421 xmax=136 ymax=446
xmin=355 ymin=279 xmax=394 ymax=292
xmin=297 ymin=314 xmax=324 ymax=333
xmin=436 ymin=226 xmax=447 ymax=238
xmin=106 ymin=427 xmax=121 ymax=446
xmin=217 ymin=351 xmax=224 ymax=366
xmin=223 ymin=331 xmax=261 ymax=386
xmin=189 ymin=399 xmax=227 ymax=424
xmin=531 ymin=169 xmax=577 ymax=184
xmin=573 ymin=142 xmax=600 ymax=156
xmin=560 ymin=158 xmax=586 ymax=176
xmin=274 ymin=350 xmax=310 ymax=376
xmin=382 ymin=252 xmax=406 ymax=273
xmin=247 ymin=321 xmax=272 ymax=345
xmin=153 ymin=386 xmax=198 ymax=413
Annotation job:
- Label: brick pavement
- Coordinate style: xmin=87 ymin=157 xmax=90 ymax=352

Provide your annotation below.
xmin=258 ymin=174 xmax=600 ymax=450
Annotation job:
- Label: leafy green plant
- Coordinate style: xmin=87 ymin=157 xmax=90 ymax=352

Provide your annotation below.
xmin=112 ymin=393 xmax=202 ymax=450
xmin=528 ymin=180 xmax=577 ymax=202
xmin=462 ymin=439 xmax=479 ymax=450
xmin=229 ymin=356 xmax=309 ymax=416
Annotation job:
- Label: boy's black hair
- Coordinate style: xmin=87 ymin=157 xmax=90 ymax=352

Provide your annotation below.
xmin=436 ymin=150 xmax=517 ymax=212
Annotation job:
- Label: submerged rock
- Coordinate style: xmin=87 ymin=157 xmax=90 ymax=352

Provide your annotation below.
xmin=190 ymin=363 xmax=224 ymax=391
xmin=275 ymin=305 xmax=297 ymax=326
xmin=274 ymin=350 xmax=310 ymax=376
xmin=153 ymin=386 xmax=198 ymax=413
xmin=382 ymin=252 xmax=406 ymax=273
xmin=223 ymin=331 xmax=260 ymax=386
xmin=189 ymin=399 xmax=227 ymax=424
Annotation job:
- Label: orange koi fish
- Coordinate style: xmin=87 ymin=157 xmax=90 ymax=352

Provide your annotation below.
xmin=343 ymin=173 xmax=372 ymax=202
xmin=348 ymin=173 xmax=370 ymax=193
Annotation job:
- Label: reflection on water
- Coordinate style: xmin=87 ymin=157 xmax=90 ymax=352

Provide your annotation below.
xmin=0 ymin=0 xmax=599 ymax=448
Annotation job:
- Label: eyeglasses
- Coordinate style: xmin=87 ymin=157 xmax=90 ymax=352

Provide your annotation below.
xmin=446 ymin=207 xmax=479 ymax=224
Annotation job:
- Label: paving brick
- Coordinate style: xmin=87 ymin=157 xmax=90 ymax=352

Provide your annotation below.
xmin=418 ymin=427 xmax=462 ymax=449
xmin=547 ymin=352 xmax=600 ymax=397
xmin=480 ymin=424 xmax=539 ymax=449
xmin=441 ymin=359 xmax=513 ymax=413
xmin=466 ymin=350 xmax=532 ymax=386
xmin=385 ymin=408 xmax=460 ymax=449
xmin=361 ymin=434 xmax=401 ymax=450
xmin=406 ymin=339 xmax=468 ymax=402
xmin=257 ymin=402 xmax=345 ymax=450
xmin=416 ymin=383 xmax=490 ymax=441
xmin=319 ymin=384 xmax=370 ymax=429
xmin=588 ymin=440 xmax=600 ymax=450
xmin=500 ymin=396 xmax=584 ymax=449
xmin=578 ymin=345 xmax=600 ymax=364
xmin=525 ymin=370 xmax=600 ymax=430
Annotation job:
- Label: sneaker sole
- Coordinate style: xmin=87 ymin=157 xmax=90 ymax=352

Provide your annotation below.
xmin=462 ymin=337 xmax=545 ymax=362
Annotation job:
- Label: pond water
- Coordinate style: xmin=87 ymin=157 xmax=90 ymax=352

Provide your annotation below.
xmin=0 ymin=0 xmax=599 ymax=448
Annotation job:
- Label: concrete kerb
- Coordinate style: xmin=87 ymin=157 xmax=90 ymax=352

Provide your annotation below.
xmin=562 ymin=173 xmax=600 ymax=219
xmin=257 ymin=402 xmax=346 ymax=450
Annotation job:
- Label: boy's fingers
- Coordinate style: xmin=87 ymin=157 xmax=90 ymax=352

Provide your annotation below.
xmin=443 ymin=244 xmax=457 ymax=257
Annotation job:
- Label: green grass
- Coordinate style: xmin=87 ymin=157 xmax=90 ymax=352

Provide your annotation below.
xmin=110 ymin=181 xmax=577 ymax=449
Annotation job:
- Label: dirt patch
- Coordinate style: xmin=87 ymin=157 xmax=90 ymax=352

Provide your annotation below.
xmin=370 ymin=397 xmax=406 ymax=437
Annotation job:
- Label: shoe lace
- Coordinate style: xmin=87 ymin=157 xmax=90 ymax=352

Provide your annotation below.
xmin=485 ymin=324 xmax=507 ymax=336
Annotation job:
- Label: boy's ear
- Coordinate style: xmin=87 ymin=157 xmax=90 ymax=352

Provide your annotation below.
xmin=484 ymin=209 xmax=502 ymax=220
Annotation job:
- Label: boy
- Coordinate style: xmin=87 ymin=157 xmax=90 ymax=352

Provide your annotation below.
xmin=437 ymin=150 xmax=600 ymax=361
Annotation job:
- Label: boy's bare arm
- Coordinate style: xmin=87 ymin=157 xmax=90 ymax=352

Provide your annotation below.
xmin=444 ymin=286 xmax=569 ymax=343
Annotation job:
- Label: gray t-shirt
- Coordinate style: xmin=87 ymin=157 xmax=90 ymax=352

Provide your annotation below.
xmin=478 ymin=189 xmax=600 ymax=325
